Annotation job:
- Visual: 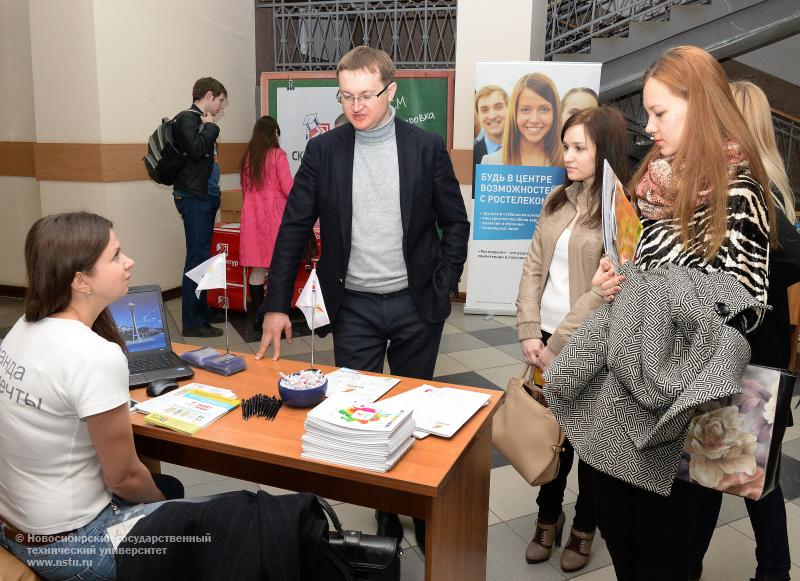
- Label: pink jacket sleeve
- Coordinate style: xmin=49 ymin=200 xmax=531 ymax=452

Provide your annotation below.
xmin=275 ymin=149 xmax=293 ymax=199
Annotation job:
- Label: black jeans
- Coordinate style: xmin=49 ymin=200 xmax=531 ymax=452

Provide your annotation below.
xmin=536 ymin=441 xmax=595 ymax=532
xmin=332 ymin=288 xmax=444 ymax=379
xmin=689 ymin=485 xmax=791 ymax=581
xmin=590 ymin=464 xmax=695 ymax=581
xmin=333 ymin=288 xmax=443 ymax=543
xmin=536 ymin=331 xmax=596 ymax=532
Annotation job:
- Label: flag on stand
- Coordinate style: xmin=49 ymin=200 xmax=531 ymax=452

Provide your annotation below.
xmin=185 ymin=253 xmax=227 ymax=298
xmin=296 ymin=269 xmax=330 ymax=329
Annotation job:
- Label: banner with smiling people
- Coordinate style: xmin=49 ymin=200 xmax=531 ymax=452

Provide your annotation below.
xmin=465 ymin=61 xmax=602 ymax=315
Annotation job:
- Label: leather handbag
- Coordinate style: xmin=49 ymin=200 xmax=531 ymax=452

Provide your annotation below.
xmin=676 ymin=364 xmax=796 ymax=500
xmin=492 ymin=363 xmax=566 ymax=486
xmin=316 ymin=497 xmax=401 ymax=581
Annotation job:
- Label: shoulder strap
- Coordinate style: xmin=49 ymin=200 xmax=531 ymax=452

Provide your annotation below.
xmin=173 ymin=108 xmax=201 ymax=122
xmin=316 ymin=496 xmax=345 ymax=536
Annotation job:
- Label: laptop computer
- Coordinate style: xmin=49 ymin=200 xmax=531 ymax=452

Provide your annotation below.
xmin=108 ymin=284 xmax=194 ymax=387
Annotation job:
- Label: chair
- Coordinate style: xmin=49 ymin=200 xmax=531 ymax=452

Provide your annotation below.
xmin=0 ymin=545 xmax=41 ymax=581
xmin=788 ymin=282 xmax=800 ymax=371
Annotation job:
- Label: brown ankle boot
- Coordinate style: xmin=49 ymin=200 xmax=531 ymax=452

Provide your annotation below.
xmin=560 ymin=527 xmax=595 ymax=572
xmin=525 ymin=512 xmax=565 ymax=564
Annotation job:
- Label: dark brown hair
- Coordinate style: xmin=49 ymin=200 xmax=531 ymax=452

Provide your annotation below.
xmin=337 ymin=46 xmax=395 ymax=85
xmin=24 ymin=212 xmax=124 ymax=349
xmin=241 ymin=116 xmax=281 ymax=189
xmin=629 ymin=45 xmax=773 ymax=258
xmin=192 ymin=77 xmax=227 ymax=101
xmin=544 ymin=106 xmax=630 ymax=229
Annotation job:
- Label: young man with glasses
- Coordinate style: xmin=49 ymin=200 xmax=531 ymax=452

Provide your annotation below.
xmin=255 ymin=46 xmax=469 ymax=552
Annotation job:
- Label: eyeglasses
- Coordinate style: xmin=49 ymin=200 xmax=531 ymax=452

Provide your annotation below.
xmin=336 ymin=81 xmax=393 ymax=107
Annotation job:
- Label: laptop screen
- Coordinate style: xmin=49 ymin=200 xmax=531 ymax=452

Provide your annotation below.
xmin=108 ymin=287 xmax=168 ymax=353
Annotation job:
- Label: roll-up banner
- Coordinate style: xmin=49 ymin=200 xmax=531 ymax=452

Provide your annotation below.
xmin=465 ymin=62 xmax=602 ymax=315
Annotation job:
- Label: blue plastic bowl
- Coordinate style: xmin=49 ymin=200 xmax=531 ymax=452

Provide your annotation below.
xmin=278 ymin=374 xmax=328 ymax=408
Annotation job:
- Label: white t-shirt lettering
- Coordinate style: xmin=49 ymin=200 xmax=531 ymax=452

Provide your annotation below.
xmin=0 ymin=317 xmax=129 ymax=534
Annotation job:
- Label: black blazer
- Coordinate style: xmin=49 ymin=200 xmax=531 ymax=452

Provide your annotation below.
xmin=262 ymin=118 xmax=470 ymax=329
xmin=116 ymin=491 xmax=326 ymax=581
xmin=748 ymin=206 xmax=800 ymax=368
xmin=473 ymin=136 xmax=489 ymax=167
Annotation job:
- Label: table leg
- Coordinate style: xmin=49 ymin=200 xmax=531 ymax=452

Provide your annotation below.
xmin=424 ymin=422 xmax=492 ymax=581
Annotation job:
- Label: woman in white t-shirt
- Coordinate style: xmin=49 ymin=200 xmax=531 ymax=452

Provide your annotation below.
xmin=514 ymin=106 xmax=628 ymax=573
xmin=0 ymin=212 xmax=183 ymax=580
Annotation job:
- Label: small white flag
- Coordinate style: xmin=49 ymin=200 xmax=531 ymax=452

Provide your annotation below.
xmin=296 ymin=269 xmax=330 ymax=329
xmin=185 ymin=253 xmax=227 ymax=298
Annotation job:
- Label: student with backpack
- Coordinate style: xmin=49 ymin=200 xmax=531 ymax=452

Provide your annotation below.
xmin=172 ymin=77 xmax=227 ymax=338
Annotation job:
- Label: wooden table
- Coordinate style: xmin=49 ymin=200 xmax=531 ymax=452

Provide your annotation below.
xmin=130 ymin=344 xmax=504 ymax=581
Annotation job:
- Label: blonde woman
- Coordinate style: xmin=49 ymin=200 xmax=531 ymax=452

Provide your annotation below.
xmin=687 ymin=80 xmax=799 ymax=581
xmin=731 ymin=81 xmax=794 ymax=217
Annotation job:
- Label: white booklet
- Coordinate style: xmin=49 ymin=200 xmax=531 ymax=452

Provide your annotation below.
xmin=324 ymin=368 xmax=400 ymax=401
xmin=133 ymin=383 xmax=240 ymax=435
xmin=134 ymin=383 xmax=238 ymax=414
xmin=306 ymin=395 xmax=413 ymax=434
xmin=301 ymin=436 xmax=415 ymax=473
xmin=380 ymin=385 xmax=491 ymax=438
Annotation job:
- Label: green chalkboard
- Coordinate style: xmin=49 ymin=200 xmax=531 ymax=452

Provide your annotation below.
xmin=262 ymin=71 xmax=454 ymax=148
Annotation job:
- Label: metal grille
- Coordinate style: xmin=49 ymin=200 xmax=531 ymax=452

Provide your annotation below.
xmin=609 ymin=93 xmax=650 ymax=140
xmin=259 ymin=0 xmax=457 ymax=70
xmin=545 ymin=0 xmax=709 ymax=57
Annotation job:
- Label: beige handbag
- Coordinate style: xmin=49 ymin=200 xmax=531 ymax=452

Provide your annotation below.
xmin=492 ymin=364 xmax=565 ymax=486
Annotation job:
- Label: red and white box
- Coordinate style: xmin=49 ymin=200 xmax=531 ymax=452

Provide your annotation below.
xmin=208 ymin=222 xmax=248 ymax=312
xmin=291 ymin=225 xmax=322 ymax=307
xmin=207 ymin=222 xmax=322 ymax=311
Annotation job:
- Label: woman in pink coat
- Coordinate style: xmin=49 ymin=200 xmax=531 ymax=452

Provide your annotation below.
xmin=239 ymin=116 xmax=293 ymax=329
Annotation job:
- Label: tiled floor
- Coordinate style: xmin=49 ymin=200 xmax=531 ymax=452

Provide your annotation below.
xmin=2 ymin=296 xmax=800 ymax=579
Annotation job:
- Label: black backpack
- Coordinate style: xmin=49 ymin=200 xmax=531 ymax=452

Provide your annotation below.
xmin=143 ymin=109 xmax=198 ymax=185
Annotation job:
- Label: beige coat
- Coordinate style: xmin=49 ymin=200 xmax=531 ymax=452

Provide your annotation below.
xmin=516 ymin=181 xmax=605 ymax=355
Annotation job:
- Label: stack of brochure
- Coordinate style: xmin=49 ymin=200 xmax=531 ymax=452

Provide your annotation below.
xmin=134 ymin=383 xmax=240 ymax=435
xmin=301 ymin=396 xmax=416 ymax=472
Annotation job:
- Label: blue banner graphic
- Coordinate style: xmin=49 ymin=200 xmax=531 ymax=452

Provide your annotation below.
xmin=473 ymin=164 xmax=565 ymax=240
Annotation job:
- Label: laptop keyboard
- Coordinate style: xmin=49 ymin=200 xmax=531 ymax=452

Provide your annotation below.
xmin=129 ymin=354 xmax=173 ymax=374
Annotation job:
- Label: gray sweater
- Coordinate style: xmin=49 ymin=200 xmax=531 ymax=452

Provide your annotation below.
xmin=345 ymin=108 xmax=408 ymax=293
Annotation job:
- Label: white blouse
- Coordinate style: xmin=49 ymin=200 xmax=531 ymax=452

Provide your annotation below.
xmin=539 ymin=228 xmax=572 ymax=334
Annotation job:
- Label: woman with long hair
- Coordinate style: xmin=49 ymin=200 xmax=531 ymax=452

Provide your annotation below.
xmin=239 ymin=115 xmax=294 ymax=327
xmin=571 ymin=45 xmax=774 ymax=580
xmin=516 ymin=106 xmax=628 ymax=573
xmin=0 ymin=212 xmax=183 ymax=579
xmin=731 ymin=81 xmax=794 ymax=217
xmin=482 ymin=73 xmax=563 ymax=167
xmin=687 ymin=80 xmax=799 ymax=581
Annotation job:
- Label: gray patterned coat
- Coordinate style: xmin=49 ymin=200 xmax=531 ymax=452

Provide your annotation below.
xmin=544 ymin=263 xmax=763 ymax=496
